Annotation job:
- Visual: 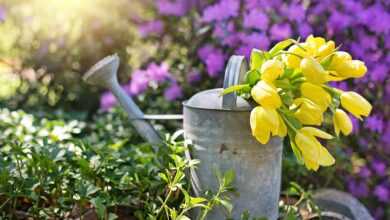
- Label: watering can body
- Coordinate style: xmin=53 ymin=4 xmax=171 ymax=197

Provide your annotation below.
xmin=183 ymin=56 xmax=283 ymax=219
xmin=83 ymin=54 xmax=283 ymax=219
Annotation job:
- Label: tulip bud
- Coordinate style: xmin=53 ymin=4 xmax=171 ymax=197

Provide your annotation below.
xmin=284 ymin=44 xmax=307 ymax=69
xmin=300 ymin=57 xmax=328 ymax=84
xmin=328 ymin=51 xmax=352 ymax=71
xmin=340 ymin=91 xmax=372 ymax=119
xmin=292 ymin=98 xmax=324 ymax=125
xmin=300 ymin=82 xmax=331 ymax=111
xmin=317 ymin=40 xmax=335 ymax=60
xmin=251 ymin=81 xmax=282 ymax=108
xmin=261 ymin=59 xmax=284 ymax=83
xmin=333 ymin=109 xmax=353 ymax=136
xmin=250 ymin=106 xmax=279 ymax=144
xmin=305 ymin=35 xmax=326 ymax=55
xmin=295 ymin=127 xmax=335 ymax=171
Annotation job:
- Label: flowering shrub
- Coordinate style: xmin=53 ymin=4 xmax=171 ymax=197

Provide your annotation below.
xmin=129 ymin=0 xmax=390 ymax=218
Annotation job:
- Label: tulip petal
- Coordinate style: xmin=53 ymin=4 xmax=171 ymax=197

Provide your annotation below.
xmin=301 ymin=127 xmax=333 ymax=139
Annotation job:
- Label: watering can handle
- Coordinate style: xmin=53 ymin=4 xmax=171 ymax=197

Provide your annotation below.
xmin=222 ymin=55 xmax=248 ymax=109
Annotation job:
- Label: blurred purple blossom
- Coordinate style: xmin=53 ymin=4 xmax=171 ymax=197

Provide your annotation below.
xmin=139 ymin=20 xmax=164 ymax=37
xmin=100 ymin=91 xmax=117 ymax=111
xmin=156 ymin=0 xmax=191 ymax=16
xmin=0 ymin=5 xmax=5 ymax=22
xmin=164 ymin=83 xmax=183 ymax=101
xmin=243 ymin=9 xmax=269 ymax=30
xmin=373 ymin=184 xmax=390 ymax=202
xmin=198 ymin=45 xmax=225 ymax=77
xmin=371 ymin=159 xmax=387 ymax=177
xmin=358 ymin=166 xmax=372 ymax=179
xmin=202 ymin=0 xmax=239 ymax=22
xmin=365 ymin=115 xmax=384 ymax=133
xmin=348 ymin=179 xmax=369 ymax=198
xmin=187 ymin=70 xmax=202 ymax=84
xmin=270 ymin=23 xmax=292 ymax=41
xmin=146 ymin=62 xmax=171 ymax=82
xmin=129 ymin=70 xmax=149 ymax=95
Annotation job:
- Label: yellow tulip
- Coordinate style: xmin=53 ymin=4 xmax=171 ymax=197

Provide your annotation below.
xmin=333 ymin=109 xmax=353 ymax=136
xmin=295 ymin=127 xmax=334 ymax=171
xmin=283 ymin=44 xmax=307 ymax=69
xmin=340 ymin=91 xmax=372 ymax=119
xmin=250 ymin=106 xmax=279 ymax=144
xmin=300 ymin=57 xmax=328 ymax=84
xmin=261 ymin=59 xmax=284 ymax=83
xmin=305 ymin=35 xmax=326 ymax=55
xmin=275 ymin=113 xmax=287 ymax=137
xmin=331 ymin=59 xmax=367 ymax=78
xmin=300 ymin=82 xmax=331 ymax=111
xmin=317 ymin=40 xmax=335 ymax=60
xmin=328 ymin=51 xmax=352 ymax=71
xmin=251 ymin=81 xmax=282 ymax=108
xmin=292 ymin=98 xmax=324 ymax=125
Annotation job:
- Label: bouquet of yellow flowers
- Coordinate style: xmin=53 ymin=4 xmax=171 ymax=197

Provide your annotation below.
xmin=224 ymin=35 xmax=372 ymax=171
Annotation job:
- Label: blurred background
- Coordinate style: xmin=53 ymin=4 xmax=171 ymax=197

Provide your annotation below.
xmin=0 ymin=0 xmax=389 ymax=218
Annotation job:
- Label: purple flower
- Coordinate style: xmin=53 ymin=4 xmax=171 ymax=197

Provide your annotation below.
xmin=0 ymin=5 xmax=5 ymax=22
xmin=281 ymin=3 xmax=306 ymax=22
xmin=373 ymin=184 xmax=390 ymax=202
xmin=239 ymin=32 xmax=270 ymax=50
xmin=350 ymin=116 xmax=360 ymax=133
xmin=202 ymin=0 xmax=239 ymax=22
xmin=156 ymin=0 xmax=191 ymax=16
xmin=146 ymin=63 xmax=171 ymax=83
xmin=187 ymin=70 xmax=202 ymax=84
xmin=327 ymin=12 xmax=352 ymax=35
xmin=298 ymin=22 xmax=312 ymax=37
xmin=205 ymin=51 xmax=225 ymax=77
xmin=365 ymin=115 xmax=384 ymax=133
xmin=164 ymin=83 xmax=183 ymax=101
xmin=100 ymin=91 xmax=117 ymax=111
xmin=139 ymin=20 xmax=164 ymax=37
xmin=198 ymin=45 xmax=225 ymax=77
xmin=358 ymin=166 xmax=372 ymax=179
xmin=243 ymin=9 xmax=269 ymax=30
xmin=347 ymin=179 xmax=369 ymax=198
xmin=129 ymin=70 xmax=149 ymax=95
xmin=371 ymin=159 xmax=387 ymax=177
xmin=269 ymin=23 xmax=292 ymax=41
xmin=370 ymin=64 xmax=388 ymax=82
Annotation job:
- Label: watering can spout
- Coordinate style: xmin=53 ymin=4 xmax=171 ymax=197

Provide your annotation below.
xmin=83 ymin=54 xmax=162 ymax=145
xmin=83 ymin=54 xmax=120 ymax=88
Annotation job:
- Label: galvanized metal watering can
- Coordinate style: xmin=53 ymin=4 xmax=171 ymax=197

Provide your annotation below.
xmin=84 ymin=54 xmax=283 ymax=220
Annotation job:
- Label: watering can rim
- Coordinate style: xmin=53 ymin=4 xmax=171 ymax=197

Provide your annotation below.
xmin=182 ymin=88 xmax=253 ymax=112
xmin=183 ymin=55 xmax=251 ymax=112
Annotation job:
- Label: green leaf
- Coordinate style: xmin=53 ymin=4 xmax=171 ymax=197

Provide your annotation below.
xmin=269 ymin=39 xmax=294 ymax=57
xmin=250 ymin=49 xmax=265 ymax=70
xmin=219 ymin=199 xmax=233 ymax=214
xmin=189 ymin=197 xmax=207 ymax=205
xmin=290 ymin=140 xmax=304 ymax=165
xmin=223 ymin=169 xmax=235 ymax=186
xmin=221 ymin=84 xmax=250 ymax=96
xmin=244 ymin=69 xmax=261 ymax=86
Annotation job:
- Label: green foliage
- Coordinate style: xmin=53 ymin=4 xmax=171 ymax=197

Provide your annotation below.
xmin=0 ymin=109 xmax=252 ymax=219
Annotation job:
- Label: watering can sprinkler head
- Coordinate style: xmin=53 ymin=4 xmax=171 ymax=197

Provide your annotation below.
xmin=83 ymin=54 xmax=120 ymax=88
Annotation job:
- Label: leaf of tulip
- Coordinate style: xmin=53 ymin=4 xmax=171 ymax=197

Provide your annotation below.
xmin=269 ymin=39 xmax=294 ymax=57
xmin=250 ymin=49 xmax=265 ymax=70
xmin=290 ymin=140 xmax=304 ymax=165
xmin=245 ymin=69 xmax=261 ymax=86
xmin=221 ymin=84 xmax=250 ymax=96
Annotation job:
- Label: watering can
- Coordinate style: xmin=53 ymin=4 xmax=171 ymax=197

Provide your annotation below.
xmin=83 ymin=54 xmax=283 ymax=219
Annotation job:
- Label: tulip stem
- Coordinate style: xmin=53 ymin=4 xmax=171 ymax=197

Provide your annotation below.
xmin=278 ymin=111 xmax=298 ymax=133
